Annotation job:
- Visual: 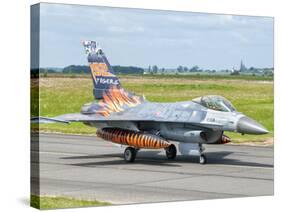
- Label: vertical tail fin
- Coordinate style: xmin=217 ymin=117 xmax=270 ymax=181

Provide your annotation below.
xmin=82 ymin=40 xmax=121 ymax=99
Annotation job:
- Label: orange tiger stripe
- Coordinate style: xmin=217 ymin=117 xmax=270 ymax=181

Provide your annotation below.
xmin=143 ymin=135 xmax=147 ymax=147
xmin=130 ymin=133 xmax=135 ymax=144
xmin=131 ymin=134 xmax=136 ymax=146
xmin=140 ymin=134 xmax=145 ymax=147
xmin=153 ymin=138 xmax=157 ymax=148
xmin=147 ymin=137 xmax=151 ymax=147
xmin=96 ymin=128 xmax=171 ymax=149
xmin=139 ymin=134 xmax=144 ymax=147
xmin=137 ymin=134 xmax=141 ymax=147
xmin=133 ymin=134 xmax=138 ymax=146
xmin=150 ymin=137 xmax=154 ymax=147
xmin=149 ymin=138 xmax=153 ymax=147
xmin=120 ymin=130 xmax=124 ymax=144
xmin=142 ymin=135 xmax=147 ymax=146
xmin=145 ymin=135 xmax=149 ymax=146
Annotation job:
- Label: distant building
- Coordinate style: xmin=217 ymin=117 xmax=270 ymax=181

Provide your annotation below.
xmin=239 ymin=60 xmax=247 ymax=72
xmin=230 ymin=66 xmax=240 ymax=75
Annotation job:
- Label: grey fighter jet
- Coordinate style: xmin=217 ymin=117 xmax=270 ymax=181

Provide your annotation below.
xmin=32 ymin=40 xmax=269 ymax=164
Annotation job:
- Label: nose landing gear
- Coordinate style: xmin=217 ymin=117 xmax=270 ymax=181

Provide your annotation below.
xmin=199 ymin=154 xmax=207 ymax=164
xmin=199 ymin=143 xmax=207 ymax=164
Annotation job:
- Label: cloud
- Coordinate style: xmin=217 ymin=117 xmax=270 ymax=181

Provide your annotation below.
xmin=39 ymin=3 xmax=273 ymax=69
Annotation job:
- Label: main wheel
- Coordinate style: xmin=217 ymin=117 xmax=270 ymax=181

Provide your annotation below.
xmin=199 ymin=154 xmax=207 ymax=164
xmin=165 ymin=144 xmax=177 ymax=160
xmin=124 ymin=147 xmax=137 ymax=162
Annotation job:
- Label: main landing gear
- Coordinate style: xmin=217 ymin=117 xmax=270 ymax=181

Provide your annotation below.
xmin=124 ymin=147 xmax=138 ymax=162
xmin=123 ymin=145 xmax=178 ymax=162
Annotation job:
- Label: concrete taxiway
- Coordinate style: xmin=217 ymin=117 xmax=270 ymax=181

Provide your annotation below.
xmin=31 ymin=133 xmax=274 ymax=204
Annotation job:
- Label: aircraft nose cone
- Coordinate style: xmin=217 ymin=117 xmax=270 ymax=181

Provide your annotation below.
xmin=237 ymin=116 xmax=269 ymax=135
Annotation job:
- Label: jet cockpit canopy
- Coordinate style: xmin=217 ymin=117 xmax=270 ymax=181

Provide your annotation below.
xmin=192 ymin=95 xmax=236 ymax=112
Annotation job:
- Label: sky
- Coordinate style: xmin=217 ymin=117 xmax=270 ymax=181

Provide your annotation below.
xmin=39 ymin=3 xmax=274 ymax=70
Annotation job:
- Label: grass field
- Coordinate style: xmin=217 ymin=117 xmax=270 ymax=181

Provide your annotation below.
xmin=32 ymin=74 xmax=274 ymax=143
xmin=30 ymin=195 xmax=110 ymax=209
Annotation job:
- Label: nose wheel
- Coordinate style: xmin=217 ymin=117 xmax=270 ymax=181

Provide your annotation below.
xmin=199 ymin=154 xmax=207 ymax=164
xmin=124 ymin=147 xmax=137 ymax=162
xmin=199 ymin=143 xmax=207 ymax=164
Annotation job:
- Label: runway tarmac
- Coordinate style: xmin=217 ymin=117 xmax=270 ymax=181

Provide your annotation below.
xmin=31 ymin=133 xmax=274 ymax=204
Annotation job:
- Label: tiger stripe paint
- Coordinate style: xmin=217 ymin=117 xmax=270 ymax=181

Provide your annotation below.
xmin=143 ymin=135 xmax=147 ymax=146
xmin=96 ymin=128 xmax=170 ymax=149
xmin=90 ymin=86 xmax=144 ymax=117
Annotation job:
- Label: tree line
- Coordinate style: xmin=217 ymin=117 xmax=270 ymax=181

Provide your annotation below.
xmin=39 ymin=65 xmax=144 ymax=75
xmin=36 ymin=64 xmax=273 ymax=77
xmin=62 ymin=65 xmax=144 ymax=74
xmin=147 ymin=65 xmax=203 ymax=74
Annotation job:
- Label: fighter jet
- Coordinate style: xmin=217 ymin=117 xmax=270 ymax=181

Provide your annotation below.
xmin=32 ymin=40 xmax=269 ymax=164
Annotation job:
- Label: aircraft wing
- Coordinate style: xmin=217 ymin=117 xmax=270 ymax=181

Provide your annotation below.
xmin=31 ymin=112 xmax=223 ymax=131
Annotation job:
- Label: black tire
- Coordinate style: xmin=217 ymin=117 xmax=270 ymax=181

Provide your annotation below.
xmin=199 ymin=154 xmax=207 ymax=164
xmin=124 ymin=147 xmax=137 ymax=162
xmin=165 ymin=144 xmax=177 ymax=160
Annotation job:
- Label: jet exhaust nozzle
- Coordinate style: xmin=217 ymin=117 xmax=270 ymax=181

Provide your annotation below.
xmin=237 ymin=116 xmax=269 ymax=135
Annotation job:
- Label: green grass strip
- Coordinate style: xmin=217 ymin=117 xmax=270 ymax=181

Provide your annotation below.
xmin=30 ymin=195 xmax=111 ymax=209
